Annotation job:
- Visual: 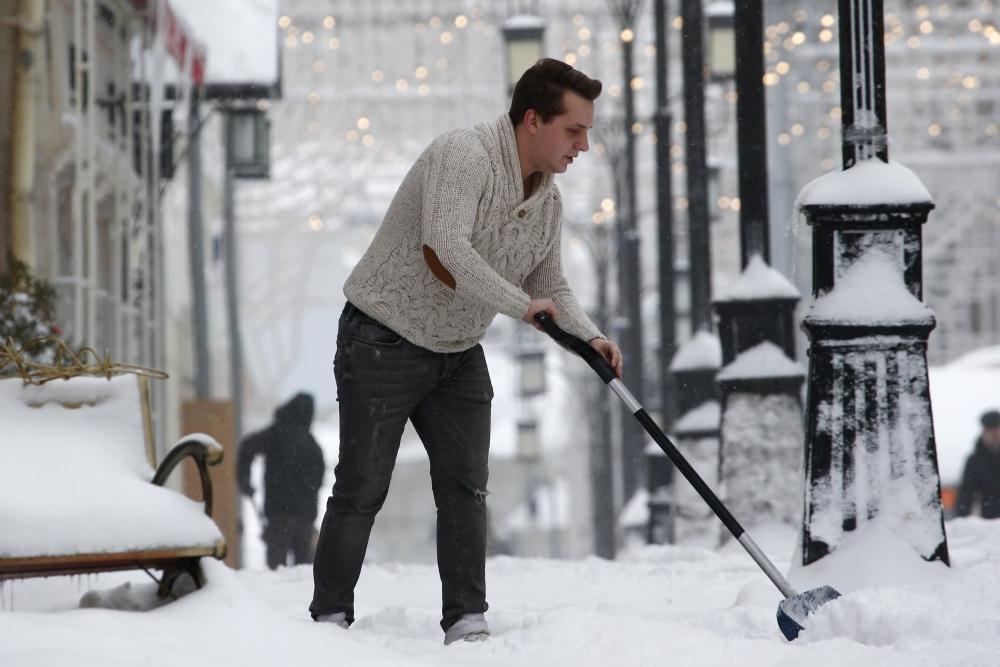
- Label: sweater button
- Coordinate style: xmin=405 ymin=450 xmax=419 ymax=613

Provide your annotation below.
xmin=517 ymin=209 xmax=526 ymax=218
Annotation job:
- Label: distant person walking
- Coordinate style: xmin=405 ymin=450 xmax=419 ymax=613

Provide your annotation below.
xmin=239 ymin=392 xmax=326 ymax=569
xmin=956 ymin=409 xmax=1000 ymax=519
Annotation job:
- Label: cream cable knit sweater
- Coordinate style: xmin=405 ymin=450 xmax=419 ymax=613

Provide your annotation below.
xmin=344 ymin=113 xmax=603 ymax=353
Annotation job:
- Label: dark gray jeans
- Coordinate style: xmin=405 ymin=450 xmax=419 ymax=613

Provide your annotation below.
xmin=309 ymin=303 xmax=493 ymax=631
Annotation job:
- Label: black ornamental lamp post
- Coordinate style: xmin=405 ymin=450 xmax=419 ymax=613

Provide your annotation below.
xmin=704 ymin=0 xmax=806 ymax=535
xmin=647 ymin=0 xmax=728 ymax=545
xmin=647 ymin=0 xmax=677 ymax=546
xmin=796 ymin=0 xmax=949 ymax=566
xmin=608 ymin=0 xmax=647 ymax=511
xmin=680 ymin=0 xmax=712 ymax=336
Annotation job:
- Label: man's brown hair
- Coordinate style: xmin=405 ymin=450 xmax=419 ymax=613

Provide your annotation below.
xmin=508 ymin=58 xmax=602 ymax=126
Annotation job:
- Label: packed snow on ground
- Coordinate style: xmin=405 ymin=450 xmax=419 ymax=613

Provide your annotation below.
xmin=3 ymin=517 xmax=1000 ymax=665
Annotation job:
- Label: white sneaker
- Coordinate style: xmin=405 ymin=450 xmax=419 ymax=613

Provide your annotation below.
xmin=443 ymin=613 xmax=490 ymax=645
xmin=315 ymin=611 xmax=350 ymax=629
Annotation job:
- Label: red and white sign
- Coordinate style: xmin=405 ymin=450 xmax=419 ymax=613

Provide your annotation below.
xmin=150 ymin=0 xmax=207 ymax=86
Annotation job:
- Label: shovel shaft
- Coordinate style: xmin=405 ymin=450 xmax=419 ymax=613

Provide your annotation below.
xmin=536 ymin=312 xmax=799 ymax=598
xmin=612 ymin=378 xmax=798 ymax=598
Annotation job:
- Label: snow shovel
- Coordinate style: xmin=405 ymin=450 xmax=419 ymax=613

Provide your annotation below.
xmin=534 ymin=312 xmax=840 ymax=640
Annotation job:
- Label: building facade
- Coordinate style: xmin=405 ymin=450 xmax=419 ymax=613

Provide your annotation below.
xmin=0 ymin=0 xmax=197 ymax=453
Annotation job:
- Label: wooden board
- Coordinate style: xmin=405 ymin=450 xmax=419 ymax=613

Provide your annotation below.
xmin=181 ymin=400 xmax=241 ymax=568
xmin=0 ymin=545 xmax=223 ymax=579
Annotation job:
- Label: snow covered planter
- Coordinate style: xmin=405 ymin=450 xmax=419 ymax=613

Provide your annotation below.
xmin=797 ymin=158 xmax=950 ymax=566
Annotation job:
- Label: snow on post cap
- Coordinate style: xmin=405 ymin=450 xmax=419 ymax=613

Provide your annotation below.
xmin=717 ymin=341 xmax=804 ymax=381
xmin=706 ymin=1 xmax=735 ymax=18
xmin=618 ymin=487 xmax=650 ymax=527
xmin=673 ymin=400 xmax=721 ymax=434
xmin=717 ymin=254 xmax=800 ymax=301
xmin=806 ymin=248 xmax=934 ymax=325
xmin=798 ymin=158 xmax=932 ymax=207
xmin=175 ymin=433 xmax=225 ymax=459
xmin=503 ymin=14 xmax=546 ymax=30
xmin=669 ymin=330 xmax=722 ymax=371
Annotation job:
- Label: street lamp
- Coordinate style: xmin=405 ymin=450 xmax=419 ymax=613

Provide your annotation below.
xmin=222 ymin=106 xmax=273 ymax=447
xmin=502 ymin=15 xmax=545 ymax=93
xmin=226 ymin=108 xmax=271 ymax=179
xmin=517 ymin=420 xmax=540 ymax=462
xmin=518 ymin=349 xmax=546 ymax=397
xmin=707 ymin=1 xmax=736 ymax=82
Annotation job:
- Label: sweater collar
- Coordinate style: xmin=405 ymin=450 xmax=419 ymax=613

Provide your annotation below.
xmin=490 ymin=113 xmax=554 ymax=207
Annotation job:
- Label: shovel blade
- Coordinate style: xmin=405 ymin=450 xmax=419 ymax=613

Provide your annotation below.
xmin=776 ymin=585 xmax=842 ymax=640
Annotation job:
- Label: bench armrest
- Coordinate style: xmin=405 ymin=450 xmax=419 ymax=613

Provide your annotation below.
xmin=151 ymin=434 xmax=224 ymax=517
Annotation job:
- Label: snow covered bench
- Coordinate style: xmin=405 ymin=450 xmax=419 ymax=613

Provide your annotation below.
xmin=0 ymin=374 xmax=227 ymax=596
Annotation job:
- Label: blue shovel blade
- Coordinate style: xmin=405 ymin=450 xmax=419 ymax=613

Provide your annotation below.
xmin=776 ymin=585 xmax=842 ymax=640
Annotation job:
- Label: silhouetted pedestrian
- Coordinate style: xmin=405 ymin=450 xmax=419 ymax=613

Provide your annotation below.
xmin=239 ymin=392 xmax=326 ymax=569
xmin=956 ymin=409 xmax=1000 ymax=519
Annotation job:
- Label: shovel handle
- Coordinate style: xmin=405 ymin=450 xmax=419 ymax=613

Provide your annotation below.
xmin=533 ymin=312 xmax=617 ymax=383
xmin=533 ymin=314 xmax=746 ymax=542
xmin=534 ymin=312 xmax=800 ymax=598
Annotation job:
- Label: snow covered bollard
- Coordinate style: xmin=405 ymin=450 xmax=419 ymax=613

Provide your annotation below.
xmin=797 ymin=158 xmax=950 ymax=567
xmin=713 ymin=256 xmax=804 ymax=539
xmin=656 ymin=331 xmax=722 ymax=546
xmin=717 ymin=342 xmax=805 ymax=533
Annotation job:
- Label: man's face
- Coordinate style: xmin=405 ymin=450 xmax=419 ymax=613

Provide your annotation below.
xmin=528 ymin=90 xmax=594 ymax=174
xmin=984 ymin=425 xmax=1000 ymax=447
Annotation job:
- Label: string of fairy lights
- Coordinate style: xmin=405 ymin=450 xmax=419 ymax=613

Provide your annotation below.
xmin=271 ymin=1 xmax=998 ymax=232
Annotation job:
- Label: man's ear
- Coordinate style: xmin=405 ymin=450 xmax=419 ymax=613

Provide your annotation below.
xmin=523 ymin=108 xmax=540 ymax=134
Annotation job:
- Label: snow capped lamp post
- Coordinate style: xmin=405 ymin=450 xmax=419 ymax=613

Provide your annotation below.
xmin=709 ymin=0 xmax=806 ymax=535
xmin=650 ymin=0 xmax=678 ymax=544
xmin=608 ymin=0 xmax=647 ymax=506
xmin=650 ymin=0 xmax=719 ymax=547
xmin=796 ymin=0 xmax=949 ymax=565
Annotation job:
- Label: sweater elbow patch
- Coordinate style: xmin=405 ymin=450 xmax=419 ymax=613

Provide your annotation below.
xmin=422 ymin=244 xmax=457 ymax=290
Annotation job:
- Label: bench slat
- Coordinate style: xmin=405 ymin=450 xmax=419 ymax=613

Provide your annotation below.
xmin=0 ymin=544 xmax=225 ymax=579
